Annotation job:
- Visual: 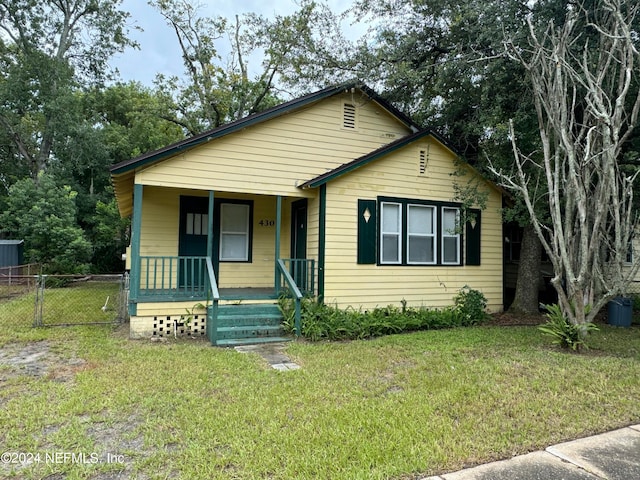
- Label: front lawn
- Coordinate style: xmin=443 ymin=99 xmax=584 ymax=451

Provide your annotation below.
xmin=0 ymin=292 xmax=639 ymax=479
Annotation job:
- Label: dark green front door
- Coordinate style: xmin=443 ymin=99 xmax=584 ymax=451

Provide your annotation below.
xmin=290 ymin=199 xmax=308 ymax=291
xmin=179 ymin=196 xmax=209 ymax=287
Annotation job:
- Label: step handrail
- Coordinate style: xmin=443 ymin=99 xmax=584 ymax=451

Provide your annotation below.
xmin=205 ymin=257 xmax=220 ymax=345
xmin=276 ymin=258 xmax=302 ymax=337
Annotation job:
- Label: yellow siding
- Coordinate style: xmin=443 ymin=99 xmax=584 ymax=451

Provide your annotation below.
xmin=321 ymin=137 xmax=504 ymax=312
xmin=140 ymin=186 xmax=180 ymax=257
xmin=135 ymin=94 xmax=412 ymax=197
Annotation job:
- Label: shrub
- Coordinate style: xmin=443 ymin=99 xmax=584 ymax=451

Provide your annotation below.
xmin=453 ymin=286 xmax=488 ymax=326
xmin=278 ymin=286 xmax=489 ymax=342
xmin=538 ymin=303 xmax=599 ymax=351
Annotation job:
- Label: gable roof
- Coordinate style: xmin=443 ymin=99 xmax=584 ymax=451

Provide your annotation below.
xmin=300 ymin=129 xmax=458 ymax=188
xmin=110 ymin=81 xmax=420 ymax=175
xmin=300 ymin=128 xmax=505 ymax=198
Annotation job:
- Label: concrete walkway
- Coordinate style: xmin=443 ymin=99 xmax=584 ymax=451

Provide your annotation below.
xmin=234 ymin=342 xmax=301 ymax=371
xmin=424 ymin=425 xmax=640 ymax=480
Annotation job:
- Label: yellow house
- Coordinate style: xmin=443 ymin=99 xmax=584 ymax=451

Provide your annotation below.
xmin=110 ymin=82 xmax=503 ymax=345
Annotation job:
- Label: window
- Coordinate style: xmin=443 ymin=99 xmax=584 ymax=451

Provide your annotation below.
xmin=407 ymin=205 xmax=436 ymax=264
xmin=442 ymin=207 xmax=460 ymax=264
xmin=376 ymin=197 xmax=466 ymax=266
xmin=185 ymin=213 xmax=208 ymax=235
xmin=380 ymin=202 xmax=401 ymax=264
xmin=220 ymin=203 xmax=250 ymax=261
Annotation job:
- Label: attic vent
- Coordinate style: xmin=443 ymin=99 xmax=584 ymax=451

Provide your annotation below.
xmin=343 ymin=103 xmax=356 ymax=129
xmin=419 ymin=150 xmax=428 ymax=175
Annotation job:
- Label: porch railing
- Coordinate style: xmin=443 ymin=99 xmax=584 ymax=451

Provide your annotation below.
xmin=276 ymin=259 xmax=303 ymax=337
xmin=139 ymin=256 xmax=210 ymax=299
xmin=279 ymin=259 xmax=315 ymax=296
xmin=205 ymin=257 xmax=220 ymax=345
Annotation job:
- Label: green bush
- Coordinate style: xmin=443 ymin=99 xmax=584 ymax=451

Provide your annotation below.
xmin=538 ymin=303 xmax=599 ymax=351
xmin=453 ymin=285 xmax=488 ymax=326
xmin=278 ymin=286 xmax=489 ymax=342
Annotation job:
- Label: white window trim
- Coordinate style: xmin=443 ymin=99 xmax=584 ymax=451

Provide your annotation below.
xmin=407 ymin=204 xmax=437 ymax=265
xmin=441 ymin=207 xmax=461 ymax=265
xmin=380 ymin=202 xmax=402 ymax=264
xmin=219 ymin=203 xmax=250 ymax=262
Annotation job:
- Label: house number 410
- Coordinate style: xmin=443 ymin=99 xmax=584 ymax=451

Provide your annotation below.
xmin=259 ymin=220 xmax=275 ymax=227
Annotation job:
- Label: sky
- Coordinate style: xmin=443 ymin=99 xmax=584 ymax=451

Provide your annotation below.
xmin=110 ymin=0 xmax=361 ymax=87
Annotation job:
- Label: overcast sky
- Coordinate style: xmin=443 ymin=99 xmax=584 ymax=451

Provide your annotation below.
xmin=110 ymin=0 xmax=360 ymax=87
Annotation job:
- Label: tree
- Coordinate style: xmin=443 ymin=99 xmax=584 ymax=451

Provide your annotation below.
xmin=150 ymin=0 xmax=343 ymax=134
xmin=87 ymin=194 xmax=130 ymax=273
xmin=0 ymin=173 xmax=92 ymax=273
xmin=0 ymin=0 xmax=134 ymax=177
xmin=494 ymin=0 xmax=640 ymax=331
xmin=78 ymin=82 xmax=185 ymax=272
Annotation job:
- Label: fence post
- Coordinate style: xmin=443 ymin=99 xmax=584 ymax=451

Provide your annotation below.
xmin=33 ymin=274 xmax=45 ymax=327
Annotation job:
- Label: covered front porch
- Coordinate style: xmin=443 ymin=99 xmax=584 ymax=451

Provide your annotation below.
xmin=127 ymin=184 xmax=318 ymax=344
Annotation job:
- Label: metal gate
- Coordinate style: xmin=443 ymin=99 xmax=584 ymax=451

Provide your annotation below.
xmin=33 ymin=274 xmax=128 ymax=327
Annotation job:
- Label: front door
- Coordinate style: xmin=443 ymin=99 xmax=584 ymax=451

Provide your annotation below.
xmin=178 ymin=196 xmax=209 ymax=287
xmin=290 ymin=199 xmax=308 ymax=291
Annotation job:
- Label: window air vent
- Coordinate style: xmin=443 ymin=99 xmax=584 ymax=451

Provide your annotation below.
xmin=343 ymin=103 xmax=356 ymax=129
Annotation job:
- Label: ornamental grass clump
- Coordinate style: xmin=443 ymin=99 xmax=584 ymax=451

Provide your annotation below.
xmin=538 ymin=303 xmax=599 ymax=351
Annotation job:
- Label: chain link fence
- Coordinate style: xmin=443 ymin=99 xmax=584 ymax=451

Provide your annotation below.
xmin=32 ymin=274 xmax=128 ymax=326
xmin=0 ymin=263 xmax=39 ymax=302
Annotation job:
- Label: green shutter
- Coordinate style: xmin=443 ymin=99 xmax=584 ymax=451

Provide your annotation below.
xmin=465 ymin=209 xmax=481 ymax=265
xmin=357 ymin=200 xmax=377 ymax=264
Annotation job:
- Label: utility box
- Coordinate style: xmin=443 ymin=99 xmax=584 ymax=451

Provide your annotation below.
xmin=0 ymin=240 xmax=24 ymax=268
xmin=607 ymin=296 xmax=633 ymax=328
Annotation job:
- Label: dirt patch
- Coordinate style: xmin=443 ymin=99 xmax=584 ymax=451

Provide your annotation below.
xmin=0 ymin=341 xmax=86 ymax=381
xmin=487 ymin=311 xmax=546 ymax=326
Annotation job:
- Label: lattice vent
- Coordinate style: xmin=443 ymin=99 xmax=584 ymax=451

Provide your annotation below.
xmin=152 ymin=315 xmax=207 ymax=337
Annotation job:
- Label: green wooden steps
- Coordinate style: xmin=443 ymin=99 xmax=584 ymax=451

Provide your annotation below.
xmin=207 ymin=303 xmax=290 ymax=346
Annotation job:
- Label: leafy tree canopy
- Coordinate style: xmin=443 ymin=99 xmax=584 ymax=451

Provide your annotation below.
xmin=0 ymin=173 xmax=92 ymax=273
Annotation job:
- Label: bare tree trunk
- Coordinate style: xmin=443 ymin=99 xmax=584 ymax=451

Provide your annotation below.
xmin=509 ymin=225 xmax=542 ymax=315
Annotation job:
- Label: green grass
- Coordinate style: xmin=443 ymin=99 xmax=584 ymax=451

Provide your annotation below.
xmin=1 ymin=286 xmax=639 ymax=479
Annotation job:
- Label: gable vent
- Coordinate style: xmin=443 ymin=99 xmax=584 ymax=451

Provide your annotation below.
xmin=343 ymin=103 xmax=356 ymax=129
xmin=419 ymin=150 xmax=428 ymax=175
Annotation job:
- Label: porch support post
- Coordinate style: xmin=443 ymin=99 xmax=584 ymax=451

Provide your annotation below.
xmin=318 ymin=185 xmax=326 ymax=303
xmin=129 ymin=183 xmax=143 ymax=316
xmin=275 ymin=195 xmax=282 ymax=292
xmin=207 ymin=191 xmax=215 ymax=258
